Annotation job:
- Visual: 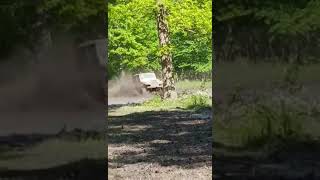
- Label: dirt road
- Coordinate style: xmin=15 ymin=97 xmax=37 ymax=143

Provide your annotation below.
xmin=108 ymin=108 xmax=212 ymax=180
xmin=108 ymin=94 xmax=153 ymax=105
xmin=0 ymin=111 xmax=105 ymax=136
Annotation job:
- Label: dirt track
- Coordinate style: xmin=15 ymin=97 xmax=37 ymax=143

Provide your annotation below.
xmin=108 ymin=108 xmax=212 ymax=180
xmin=108 ymin=95 xmax=153 ymax=105
xmin=0 ymin=111 xmax=105 ymax=136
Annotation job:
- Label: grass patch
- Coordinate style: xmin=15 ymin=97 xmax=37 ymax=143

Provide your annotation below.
xmin=185 ymin=95 xmax=212 ymax=111
xmin=214 ymin=95 xmax=320 ymax=151
xmin=0 ymin=139 xmax=105 ymax=170
xmin=213 ymin=62 xmax=320 ymax=149
xmin=111 ymin=95 xmax=212 ymax=116
xmin=214 ymin=62 xmax=320 ymax=94
xmin=144 ymin=94 xmax=211 ymax=109
xmin=143 ymin=94 xmax=212 ymax=110
xmin=176 ymin=80 xmax=212 ymax=91
xmin=242 ymin=101 xmax=305 ymax=148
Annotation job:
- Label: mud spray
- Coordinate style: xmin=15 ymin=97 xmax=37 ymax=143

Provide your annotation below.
xmin=108 ymin=71 xmax=153 ymax=105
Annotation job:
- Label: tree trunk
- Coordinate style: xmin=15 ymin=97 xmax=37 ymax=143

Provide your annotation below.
xmin=156 ymin=0 xmax=177 ymax=99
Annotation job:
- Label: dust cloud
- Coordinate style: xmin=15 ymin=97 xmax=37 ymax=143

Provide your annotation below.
xmin=108 ymin=71 xmax=153 ymax=105
xmin=0 ymin=37 xmax=106 ymax=135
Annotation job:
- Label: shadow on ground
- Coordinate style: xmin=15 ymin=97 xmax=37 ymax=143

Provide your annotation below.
xmin=212 ymin=90 xmax=320 ymax=179
xmin=108 ymin=108 xmax=212 ymax=169
xmin=0 ymin=159 xmax=105 ymax=180
xmin=0 ymin=130 xmax=105 ymax=180
xmin=213 ymin=139 xmax=320 ymax=180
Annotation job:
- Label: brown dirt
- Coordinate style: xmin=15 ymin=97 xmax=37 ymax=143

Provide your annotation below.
xmin=213 ymin=145 xmax=320 ymax=179
xmin=108 ymin=108 xmax=212 ymax=180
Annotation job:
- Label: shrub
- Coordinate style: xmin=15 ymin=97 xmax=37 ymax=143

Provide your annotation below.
xmin=238 ymin=98 xmax=311 ymax=150
xmin=185 ymin=95 xmax=211 ymax=111
xmin=141 ymin=94 xmax=212 ymax=111
xmin=214 ymin=96 xmax=316 ymax=150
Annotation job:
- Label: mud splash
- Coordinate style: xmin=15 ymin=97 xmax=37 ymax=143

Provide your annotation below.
xmin=0 ymin=38 xmax=106 ymax=135
xmin=108 ymin=72 xmax=153 ymax=105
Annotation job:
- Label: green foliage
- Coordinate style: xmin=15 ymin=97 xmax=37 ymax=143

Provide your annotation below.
xmin=176 ymin=80 xmax=212 ymax=90
xmin=217 ymin=1 xmax=320 ymax=36
xmin=0 ymin=0 xmax=105 ymax=59
xmin=214 ymin=94 xmax=318 ymax=149
xmin=254 ymin=1 xmax=320 ymax=36
xmin=216 ymin=1 xmax=320 ymax=63
xmin=108 ymin=0 xmax=159 ymax=76
xmin=167 ymin=0 xmax=212 ymax=74
xmin=108 ymin=0 xmax=212 ymax=78
xmin=185 ymin=95 xmax=211 ymax=111
xmin=40 ymin=0 xmax=105 ymax=29
xmin=243 ymin=101 xmax=304 ymax=147
xmin=0 ymin=1 xmax=39 ymax=58
xmin=141 ymin=94 xmax=211 ymax=111
xmin=281 ymin=63 xmax=303 ymax=94
xmin=142 ymin=95 xmax=163 ymax=107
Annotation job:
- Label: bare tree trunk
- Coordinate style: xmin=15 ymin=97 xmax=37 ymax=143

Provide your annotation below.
xmin=156 ymin=0 xmax=177 ymax=99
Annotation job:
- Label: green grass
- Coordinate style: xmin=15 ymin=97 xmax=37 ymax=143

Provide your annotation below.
xmin=213 ymin=93 xmax=320 ymax=150
xmin=213 ymin=62 xmax=320 ymax=150
xmin=176 ymin=80 xmax=212 ymax=91
xmin=214 ymin=62 xmax=320 ymax=94
xmin=0 ymin=139 xmax=105 ymax=170
xmin=143 ymin=94 xmax=212 ymax=110
xmin=110 ymin=94 xmax=212 ymax=116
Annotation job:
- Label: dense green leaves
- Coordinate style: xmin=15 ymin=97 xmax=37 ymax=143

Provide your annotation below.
xmin=167 ymin=0 xmax=212 ymax=74
xmin=217 ymin=0 xmax=320 ymax=36
xmin=215 ymin=0 xmax=320 ymax=63
xmin=40 ymin=0 xmax=106 ymax=29
xmin=0 ymin=0 xmax=105 ymax=59
xmin=0 ymin=1 xmax=39 ymax=58
xmin=108 ymin=0 xmax=212 ymax=78
xmin=108 ymin=0 xmax=159 ymax=75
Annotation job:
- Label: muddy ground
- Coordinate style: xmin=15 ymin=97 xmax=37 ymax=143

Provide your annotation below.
xmin=213 ymin=142 xmax=320 ymax=179
xmin=107 ymin=73 xmax=213 ymax=179
xmin=108 ymin=107 xmax=212 ymax=180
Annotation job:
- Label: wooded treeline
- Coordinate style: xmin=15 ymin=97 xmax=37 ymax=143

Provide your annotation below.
xmin=2 ymin=0 xmax=319 ymax=78
xmin=0 ymin=1 xmax=107 ymax=104
xmin=216 ymin=0 xmax=320 ymax=64
xmin=108 ymin=0 xmax=212 ymax=79
xmin=0 ymin=0 xmax=106 ymax=61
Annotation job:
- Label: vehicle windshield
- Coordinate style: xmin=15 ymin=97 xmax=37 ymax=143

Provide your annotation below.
xmin=140 ymin=73 xmax=156 ymax=79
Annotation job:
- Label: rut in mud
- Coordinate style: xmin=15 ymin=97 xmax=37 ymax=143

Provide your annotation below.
xmin=108 ymin=108 xmax=212 ymax=180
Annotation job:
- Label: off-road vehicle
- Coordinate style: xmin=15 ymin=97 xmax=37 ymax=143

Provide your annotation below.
xmin=133 ymin=73 xmax=163 ymax=94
